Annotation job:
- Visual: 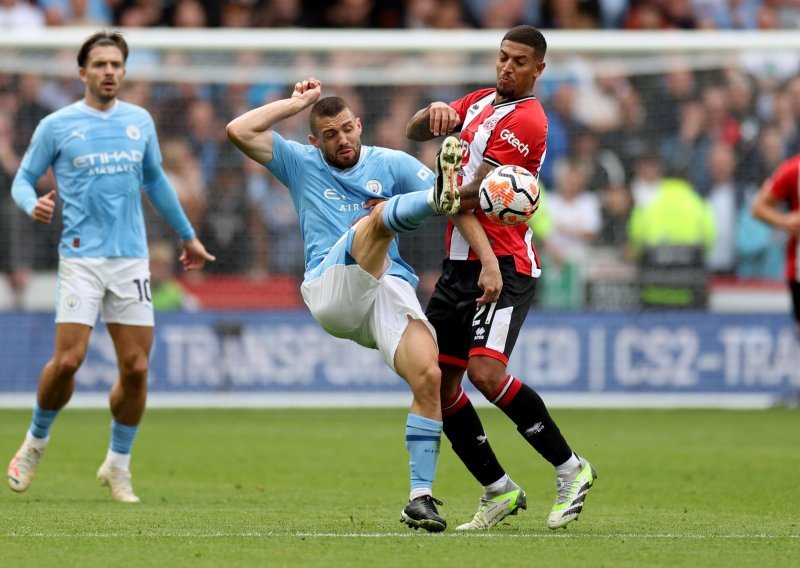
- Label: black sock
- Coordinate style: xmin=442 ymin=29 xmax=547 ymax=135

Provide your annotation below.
xmin=492 ymin=375 xmax=573 ymax=467
xmin=442 ymin=388 xmax=505 ymax=487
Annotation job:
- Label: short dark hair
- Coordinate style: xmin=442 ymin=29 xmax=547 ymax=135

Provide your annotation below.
xmin=77 ymin=30 xmax=128 ymax=68
xmin=309 ymin=96 xmax=353 ymax=135
xmin=503 ymin=25 xmax=547 ymax=58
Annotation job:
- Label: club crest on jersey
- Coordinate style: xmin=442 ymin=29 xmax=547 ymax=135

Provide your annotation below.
xmin=64 ymin=295 xmax=81 ymax=311
xmin=126 ymin=125 xmax=141 ymax=140
xmin=483 ymin=117 xmax=499 ymax=131
xmin=365 ymin=179 xmax=382 ymax=195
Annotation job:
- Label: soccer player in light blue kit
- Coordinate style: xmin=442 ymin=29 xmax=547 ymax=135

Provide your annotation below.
xmin=6 ymin=31 xmax=215 ymax=502
xmin=228 ymin=77 xmax=497 ymax=532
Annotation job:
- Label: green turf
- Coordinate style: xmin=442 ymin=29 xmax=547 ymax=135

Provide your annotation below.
xmin=1 ymin=407 xmax=798 ymax=567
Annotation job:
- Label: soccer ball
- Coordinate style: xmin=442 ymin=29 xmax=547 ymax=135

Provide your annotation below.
xmin=478 ymin=165 xmax=540 ymax=226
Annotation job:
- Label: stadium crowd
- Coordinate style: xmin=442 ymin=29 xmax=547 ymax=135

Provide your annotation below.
xmin=1 ymin=0 xmax=800 ymax=308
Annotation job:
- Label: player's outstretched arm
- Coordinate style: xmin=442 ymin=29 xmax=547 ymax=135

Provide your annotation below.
xmin=406 ymin=102 xmax=461 ymax=141
xmin=227 ymin=77 xmax=322 ymax=165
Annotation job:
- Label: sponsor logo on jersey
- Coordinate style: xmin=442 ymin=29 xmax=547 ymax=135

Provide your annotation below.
xmin=323 ymin=188 xmax=345 ymax=200
xmin=126 ymin=125 xmax=141 ymax=140
xmin=499 ymin=128 xmax=530 ymax=157
xmin=73 ymin=150 xmax=143 ymax=175
xmin=70 ymin=130 xmax=87 ymax=140
xmin=365 ymin=179 xmax=382 ymax=194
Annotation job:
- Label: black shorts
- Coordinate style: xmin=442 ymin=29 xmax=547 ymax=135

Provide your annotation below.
xmin=790 ymin=280 xmax=800 ymax=324
xmin=425 ymin=257 xmax=537 ymax=368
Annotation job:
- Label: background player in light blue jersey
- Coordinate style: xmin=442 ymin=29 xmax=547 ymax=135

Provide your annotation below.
xmin=6 ymin=31 xmax=215 ymax=503
xmin=228 ymin=77 xmax=497 ymax=532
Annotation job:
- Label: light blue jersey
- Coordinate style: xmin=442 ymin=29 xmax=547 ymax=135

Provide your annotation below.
xmin=12 ymin=100 xmax=194 ymax=259
xmin=266 ymin=131 xmax=434 ymax=287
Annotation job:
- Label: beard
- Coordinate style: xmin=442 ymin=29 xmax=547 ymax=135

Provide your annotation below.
xmin=324 ymin=144 xmax=360 ymax=169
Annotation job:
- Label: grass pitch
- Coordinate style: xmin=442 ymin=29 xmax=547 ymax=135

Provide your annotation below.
xmin=1 ymin=407 xmax=798 ymax=567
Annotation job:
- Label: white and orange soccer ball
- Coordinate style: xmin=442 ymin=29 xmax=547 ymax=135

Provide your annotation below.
xmin=478 ymin=164 xmax=540 ymax=226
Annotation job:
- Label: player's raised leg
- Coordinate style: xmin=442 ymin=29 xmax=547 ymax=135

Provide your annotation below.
xmin=380 ymin=135 xmax=462 ymax=234
xmin=96 ymin=323 xmax=152 ymax=503
xmin=7 ymin=323 xmax=91 ymax=492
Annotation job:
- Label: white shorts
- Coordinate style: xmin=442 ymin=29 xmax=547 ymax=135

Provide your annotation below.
xmin=55 ymin=257 xmax=154 ymax=327
xmin=301 ymin=238 xmax=435 ymax=372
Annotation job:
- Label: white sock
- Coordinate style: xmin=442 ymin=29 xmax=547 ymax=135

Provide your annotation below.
xmin=483 ymin=474 xmax=510 ymax=496
xmin=555 ymin=453 xmax=581 ymax=476
xmin=25 ymin=430 xmax=49 ymax=450
xmin=409 ymin=487 xmax=431 ymax=501
xmin=105 ymin=449 xmax=131 ymax=470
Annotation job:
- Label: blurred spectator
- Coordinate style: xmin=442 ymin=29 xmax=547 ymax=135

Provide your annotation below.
xmin=571 ymin=62 xmax=631 ymax=133
xmin=170 ymin=0 xmax=208 ymax=27
xmin=570 ymin=126 xmax=626 ymax=192
xmin=623 ymin=0 xmax=674 ymax=29
xmin=540 ymin=82 xmax=580 ymax=187
xmin=148 ymin=240 xmax=200 ymax=311
xmin=427 ymin=0 xmax=467 ymax=28
xmin=539 ymin=159 xmax=602 ymax=309
xmin=597 ymin=0 xmax=628 ymax=27
xmin=601 ymin=87 xmax=651 ymax=179
xmin=726 ymin=72 xmax=762 ymax=163
xmin=38 ymin=0 xmax=112 ymax=26
xmin=0 ymin=110 xmax=28 ymax=307
xmin=37 ymin=49 xmax=83 ymax=110
xmin=219 ymin=0 xmax=255 ymax=27
xmin=245 ymin=158 xmax=304 ymax=277
xmin=257 ymin=0 xmax=305 ymax=27
xmin=742 ymin=124 xmax=788 ymax=187
xmin=637 ymin=58 xmax=698 ymax=139
xmin=405 ymin=0 xmax=437 ymax=27
xmin=545 ymin=158 xmax=603 ymax=266
xmin=115 ymin=0 xmax=166 ymax=26
xmin=162 ymin=137 xmax=207 ymax=230
xmin=540 ymin=0 xmax=601 ymax=29
xmin=597 ymin=182 xmax=633 ymax=247
xmin=312 ymin=0 xmax=404 ymax=28
xmin=184 ymin=98 xmax=225 ymax=184
xmin=663 ymin=0 xmax=698 ymax=28
xmin=15 ymin=74 xmax=50 ymax=149
xmin=704 ymin=142 xmax=746 ymax=275
xmin=627 ymin=176 xmax=715 ymax=308
xmin=629 ymin=149 xmax=664 ymax=207
xmin=0 ymin=0 xmax=45 ymax=28
xmin=477 ymin=0 xmax=539 ymax=28
xmin=735 ymin=190 xmax=785 ymax=280
xmin=692 ymin=0 xmax=759 ymax=30
xmin=660 ymin=100 xmax=713 ymax=193
xmin=200 ymin=150 xmax=252 ymax=274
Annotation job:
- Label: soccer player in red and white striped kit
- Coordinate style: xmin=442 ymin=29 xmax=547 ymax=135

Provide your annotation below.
xmin=407 ymin=25 xmax=597 ymax=531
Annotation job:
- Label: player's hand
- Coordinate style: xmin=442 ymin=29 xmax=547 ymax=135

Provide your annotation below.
xmin=428 ymin=102 xmax=461 ymax=137
xmin=476 ymin=258 xmax=502 ymax=307
xmin=179 ymin=237 xmax=216 ymax=271
xmin=31 ymin=190 xmax=56 ymax=224
xmin=293 ymin=77 xmax=322 ymax=107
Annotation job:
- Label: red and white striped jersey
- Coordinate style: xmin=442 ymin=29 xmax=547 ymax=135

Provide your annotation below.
xmin=446 ymin=88 xmax=547 ymax=277
xmin=765 ymin=154 xmax=800 ymax=281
